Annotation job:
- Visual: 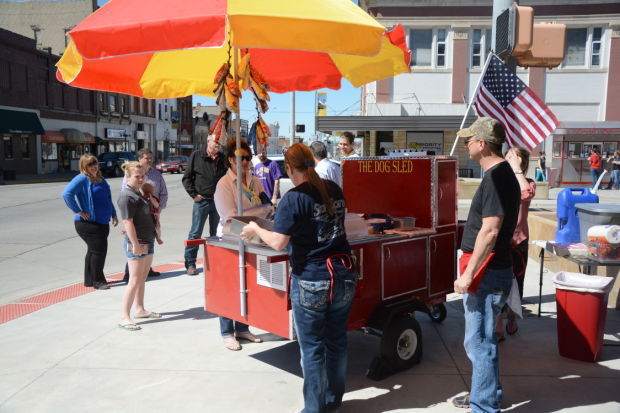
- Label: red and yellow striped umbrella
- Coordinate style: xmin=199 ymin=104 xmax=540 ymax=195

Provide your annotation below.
xmin=56 ymin=0 xmax=411 ymax=98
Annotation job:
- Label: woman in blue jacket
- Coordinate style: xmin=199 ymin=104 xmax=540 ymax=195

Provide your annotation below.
xmin=63 ymin=155 xmax=118 ymax=289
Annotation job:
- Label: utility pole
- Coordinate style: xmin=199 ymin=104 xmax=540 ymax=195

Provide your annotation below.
xmin=290 ymin=92 xmax=295 ymax=146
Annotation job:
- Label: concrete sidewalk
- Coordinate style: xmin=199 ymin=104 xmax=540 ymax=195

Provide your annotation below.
xmin=0 ymin=255 xmax=618 ymax=413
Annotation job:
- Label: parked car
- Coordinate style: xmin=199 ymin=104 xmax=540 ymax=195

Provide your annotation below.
xmin=156 ymin=155 xmax=189 ymax=174
xmin=98 ymin=151 xmax=137 ymax=177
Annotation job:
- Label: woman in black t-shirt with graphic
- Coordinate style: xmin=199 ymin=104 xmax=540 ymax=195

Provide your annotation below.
xmin=241 ymin=143 xmax=356 ymax=413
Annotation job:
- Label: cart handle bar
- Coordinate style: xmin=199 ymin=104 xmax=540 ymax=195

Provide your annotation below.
xmin=184 ymin=239 xmax=207 ymax=247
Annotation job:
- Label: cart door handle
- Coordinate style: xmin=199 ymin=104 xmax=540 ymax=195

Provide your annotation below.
xmin=385 ymin=247 xmax=391 ymax=260
xmin=438 ymin=187 xmax=443 ymax=201
xmin=432 ymin=239 xmax=437 ymax=252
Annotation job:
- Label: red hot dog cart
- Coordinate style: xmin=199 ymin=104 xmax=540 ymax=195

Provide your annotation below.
xmin=189 ymin=156 xmax=458 ymax=378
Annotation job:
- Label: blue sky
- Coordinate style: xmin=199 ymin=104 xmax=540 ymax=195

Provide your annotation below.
xmin=92 ymin=0 xmax=362 ymax=140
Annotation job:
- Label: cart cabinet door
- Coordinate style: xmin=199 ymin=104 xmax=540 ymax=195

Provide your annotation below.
xmin=429 ymin=232 xmax=456 ymax=296
xmin=437 ymin=160 xmax=457 ymax=227
xmin=382 ymin=238 xmax=427 ymax=300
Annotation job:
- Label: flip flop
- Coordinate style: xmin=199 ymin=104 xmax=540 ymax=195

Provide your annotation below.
xmin=118 ymin=323 xmax=141 ymax=331
xmin=223 ymin=337 xmax=242 ymax=351
xmin=135 ymin=312 xmax=162 ymax=319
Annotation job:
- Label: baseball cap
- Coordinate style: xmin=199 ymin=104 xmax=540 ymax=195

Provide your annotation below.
xmin=457 ymin=117 xmax=505 ymax=145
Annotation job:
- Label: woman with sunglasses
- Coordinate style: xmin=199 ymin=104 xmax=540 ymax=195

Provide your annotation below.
xmin=240 ymin=143 xmax=356 ymax=413
xmin=62 ymin=155 xmax=118 ymax=290
xmin=213 ymin=137 xmax=266 ymax=350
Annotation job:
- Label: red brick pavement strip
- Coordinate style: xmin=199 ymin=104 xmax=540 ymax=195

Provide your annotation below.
xmin=0 ymin=263 xmax=187 ymax=324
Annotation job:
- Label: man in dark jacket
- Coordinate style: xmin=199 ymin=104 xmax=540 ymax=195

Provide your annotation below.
xmin=182 ymin=135 xmax=227 ymax=275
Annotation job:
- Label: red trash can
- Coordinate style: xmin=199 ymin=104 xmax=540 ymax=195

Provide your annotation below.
xmin=553 ymin=272 xmax=614 ymax=362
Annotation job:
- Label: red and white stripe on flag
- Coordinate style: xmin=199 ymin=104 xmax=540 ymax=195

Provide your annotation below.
xmin=472 ymin=55 xmax=558 ymax=150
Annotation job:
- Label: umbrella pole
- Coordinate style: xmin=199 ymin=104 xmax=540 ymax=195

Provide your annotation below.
xmin=233 ymin=46 xmax=248 ymax=318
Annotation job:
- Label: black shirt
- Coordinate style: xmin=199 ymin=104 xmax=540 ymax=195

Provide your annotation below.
xmin=182 ymin=150 xmax=227 ymax=199
xmin=460 ymin=161 xmax=520 ymax=269
xmin=117 ymin=187 xmax=156 ymax=244
xmin=272 ymin=180 xmax=352 ymax=280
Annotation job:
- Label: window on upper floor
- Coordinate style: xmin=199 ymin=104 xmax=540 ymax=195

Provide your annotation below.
xmin=564 ymin=27 xmax=604 ymax=68
xmin=471 ymin=29 xmax=492 ymax=68
xmin=108 ymin=95 xmax=117 ymax=112
xmin=409 ymin=28 xmax=448 ymax=68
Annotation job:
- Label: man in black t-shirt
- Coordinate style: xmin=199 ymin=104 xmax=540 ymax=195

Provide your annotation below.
xmin=452 ymin=117 xmax=520 ymax=413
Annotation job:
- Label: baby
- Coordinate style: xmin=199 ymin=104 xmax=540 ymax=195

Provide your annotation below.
xmin=141 ymin=182 xmax=163 ymax=245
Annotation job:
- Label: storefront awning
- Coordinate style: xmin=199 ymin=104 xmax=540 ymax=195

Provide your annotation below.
xmin=61 ymin=128 xmax=95 ymax=144
xmin=555 ymin=121 xmax=620 ymax=136
xmin=42 ymin=130 xmax=66 ymax=143
xmin=0 ymin=109 xmax=44 ymax=135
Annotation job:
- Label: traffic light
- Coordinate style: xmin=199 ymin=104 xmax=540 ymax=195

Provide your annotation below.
xmin=515 ymin=23 xmax=567 ymax=68
xmin=495 ymin=4 xmax=533 ymax=59
xmin=295 ymin=124 xmax=305 ymax=133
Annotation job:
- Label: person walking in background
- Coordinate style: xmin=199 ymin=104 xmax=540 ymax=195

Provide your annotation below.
xmin=610 ymin=151 xmax=620 ymax=190
xmin=495 ymin=146 xmax=536 ymax=342
xmin=62 ymin=155 xmax=118 ymax=290
xmin=534 ymin=151 xmax=546 ymax=182
xmin=214 ymin=138 xmax=265 ymax=350
xmin=338 ymin=132 xmax=359 ymax=159
xmin=310 ymin=140 xmax=341 ymax=187
xmin=452 ymin=117 xmax=520 ymax=413
xmin=121 ymin=149 xmax=167 ymax=281
xmin=117 ymin=161 xmax=160 ymax=331
xmin=182 ymin=135 xmax=227 ymax=276
xmin=240 ymin=143 xmax=356 ymax=413
xmin=588 ymin=148 xmax=603 ymax=188
xmin=253 ymin=149 xmax=282 ymax=205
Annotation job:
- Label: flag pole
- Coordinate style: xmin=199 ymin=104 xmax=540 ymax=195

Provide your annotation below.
xmin=449 ymin=53 xmax=494 ymax=156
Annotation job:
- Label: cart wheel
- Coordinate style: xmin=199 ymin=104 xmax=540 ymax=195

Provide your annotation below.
xmin=380 ymin=315 xmax=422 ymax=369
xmin=428 ymin=303 xmax=447 ymax=323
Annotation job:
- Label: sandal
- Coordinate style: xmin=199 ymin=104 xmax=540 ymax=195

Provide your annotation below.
xmin=118 ymin=323 xmax=141 ymax=331
xmin=236 ymin=331 xmax=263 ymax=343
xmin=223 ymin=337 xmax=242 ymax=351
xmin=135 ymin=312 xmax=162 ymax=319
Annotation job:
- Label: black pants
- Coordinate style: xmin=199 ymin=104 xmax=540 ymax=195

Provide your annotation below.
xmin=511 ymin=239 xmax=529 ymax=299
xmin=74 ymin=220 xmax=110 ymax=286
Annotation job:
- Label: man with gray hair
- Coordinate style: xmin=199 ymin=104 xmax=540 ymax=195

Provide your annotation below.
xmin=310 ymin=141 xmax=341 ymax=187
xmin=452 ymin=117 xmax=520 ymax=412
xmin=182 ymin=135 xmax=227 ymax=275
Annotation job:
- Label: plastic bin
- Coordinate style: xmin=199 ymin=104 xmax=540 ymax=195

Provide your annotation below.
xmin=553 ymin=272 xmax=614 ymax=362
xmin=555 ymin=188 xmax=599 ymax=243
xmin=575 ymin=203 xmax=620 ymax=244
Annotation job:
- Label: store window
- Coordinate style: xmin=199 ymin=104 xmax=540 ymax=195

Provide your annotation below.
xmin=3 ymin=135 xmax=13 ymax=159
xmin=564 ymin=27 xmax=604 ymax=68
xmin=41 ymin=142 xmax=58 ymax=160
xmin=553 ymin=141 xmax=562 ymax=158
xmin=158 ymin=103 xmax=162 ymax=120
xmin=120 ymin=97 xmax=126 ymax=113
xmin=20 ymin=136 xmax=29 ymax=158
xmin=98 ymin=93 xmax=105 ymax=112
xmin=471 ymin=29 xmax=492 ymax=68
xmin=603 ymin=142 xmax=617 ymax=158
xmin=409 ymin=28 xmax=448 ymax=68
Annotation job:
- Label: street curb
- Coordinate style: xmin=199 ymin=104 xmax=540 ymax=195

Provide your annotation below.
xmin=0 ymin=177 xmax=74 ymax=185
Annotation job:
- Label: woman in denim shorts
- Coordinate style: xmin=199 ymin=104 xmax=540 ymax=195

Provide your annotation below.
xmin=117 ymin=161 xmax=160 ymax=331
xmin=241 ymin=143 xmax=356 ymax=413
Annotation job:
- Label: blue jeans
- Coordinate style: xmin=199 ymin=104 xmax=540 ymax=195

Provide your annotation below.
xmin=290 ymin=275 xmax=356 ymax=413
xmin=219 ymin=317 xmax=249 ymax=338
xmin=463 ymin=267 xmax=513 ymax=413
xmin=590 ymin=168 xmax=602 ymax=188
xmin=184 ymin=198 xmax=219 ymax=268
xmin=612 ymin=170 xmax=620 ymax=189
xmin=534 ymin=168 xmax=546 ymax=182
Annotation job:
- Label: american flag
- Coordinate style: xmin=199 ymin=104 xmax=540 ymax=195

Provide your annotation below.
xmin=472 ymin=54 xmax=558 ymax=150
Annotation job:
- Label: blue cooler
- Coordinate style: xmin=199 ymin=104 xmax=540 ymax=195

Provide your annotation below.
xmin=555 ymin=188 xmax=599 ymax=243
